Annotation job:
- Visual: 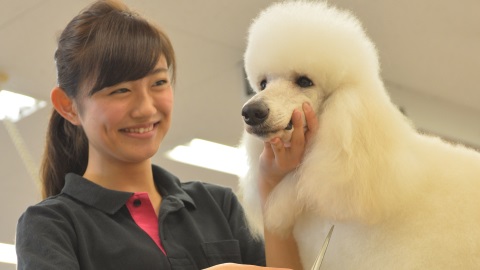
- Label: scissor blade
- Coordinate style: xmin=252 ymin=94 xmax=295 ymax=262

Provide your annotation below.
xmin=310 ymin=225 xmax=335 ymax=270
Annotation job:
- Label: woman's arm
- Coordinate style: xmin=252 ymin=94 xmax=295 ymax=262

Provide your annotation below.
xmin=205 ymin=263 xmax=290 ymax=270
xmin=205 ymin=103 xmax=317 ymax=270
xmin=258 ymin=103 xmax=318 ymax=270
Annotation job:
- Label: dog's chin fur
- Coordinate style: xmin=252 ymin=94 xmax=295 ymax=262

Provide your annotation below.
xmin=238 ymin=2 xmax=480 ymax=269
xmin=246 ymin=119 xmax=307 ymax=145
xmin=246 ymin=127 xmax=293 ymax=144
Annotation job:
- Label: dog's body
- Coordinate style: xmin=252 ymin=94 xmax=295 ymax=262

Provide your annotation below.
xmin=238 ymin=2 xmax=480 ymax=269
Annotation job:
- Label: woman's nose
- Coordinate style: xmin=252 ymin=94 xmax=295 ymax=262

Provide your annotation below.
xmin=131 ymin=91 xmax=156 ymax=118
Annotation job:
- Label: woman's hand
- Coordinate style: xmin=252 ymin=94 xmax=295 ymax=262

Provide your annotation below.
xmin=258 ymin=102 xmax=318 ymax=201
xmin=204 ymin=263 xmax=290 ymax=270
xmin=258 ymin=103 xmax=317 ymax=270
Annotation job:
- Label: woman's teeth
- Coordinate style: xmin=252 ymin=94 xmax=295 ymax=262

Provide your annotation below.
xmin=124 ymin=125 xmax=154 ymax=134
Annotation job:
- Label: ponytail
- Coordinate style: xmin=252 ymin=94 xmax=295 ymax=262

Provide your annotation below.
xmin=40 ymin=110 xmax=88 ymax=199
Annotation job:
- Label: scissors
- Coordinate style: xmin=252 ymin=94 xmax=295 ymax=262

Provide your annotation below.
xmin=310 ymin=225 xmax=335 ymax=270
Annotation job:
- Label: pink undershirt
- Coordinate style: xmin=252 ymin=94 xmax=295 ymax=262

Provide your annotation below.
xmin=126 ymin=192 xmax=166 ymax=255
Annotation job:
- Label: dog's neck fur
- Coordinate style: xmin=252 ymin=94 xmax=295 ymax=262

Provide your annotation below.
xmin=298 ymin=80 xmax=426 ymax=224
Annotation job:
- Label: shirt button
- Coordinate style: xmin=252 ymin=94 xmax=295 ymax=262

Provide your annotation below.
xmin=133 ymin=199 xmax=142 ymax=207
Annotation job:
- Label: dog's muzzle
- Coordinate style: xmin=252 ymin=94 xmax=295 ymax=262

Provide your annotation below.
xmin=241 ymin=101 xmax=269 ymax=126
xmin=242 ymin=101 xmax=293 ymax=131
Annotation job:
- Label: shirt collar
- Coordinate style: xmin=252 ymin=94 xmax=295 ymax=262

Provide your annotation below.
xmin=152 ymin=165 xmax=196 ymax=208
xmin=61 ymin=165 xmax=196 ymax=215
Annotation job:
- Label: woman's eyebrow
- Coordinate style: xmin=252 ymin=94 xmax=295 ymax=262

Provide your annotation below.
xmin=149 ymin=67 xmax=168 ymax=75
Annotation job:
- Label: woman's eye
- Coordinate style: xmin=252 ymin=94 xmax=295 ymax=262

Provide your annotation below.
xmin=110 ymin=88 xmax=129 ymax=95
xmin=153 ymin=80 xmax=167 ymax=87
xmin=259 ymin=79 xmax=267 ymax=90
xmin=296 ymin=76 xmax=314 ymax=88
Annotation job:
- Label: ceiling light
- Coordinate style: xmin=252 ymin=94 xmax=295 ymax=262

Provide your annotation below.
xmin=0 ymin=243 xmax=16 ymax=265
xmin=165 ymin=138 xmax=247 ymax=177
xmin=0 ymin=90 xmax=47 ymax=122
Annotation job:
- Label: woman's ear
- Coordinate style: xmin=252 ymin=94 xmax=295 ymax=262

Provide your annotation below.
xmin=51 ymin=87 xmax=81 ymax=126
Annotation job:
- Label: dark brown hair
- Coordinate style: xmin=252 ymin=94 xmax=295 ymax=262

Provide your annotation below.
xmin=40 ymin=0 xmax=176 ymax=198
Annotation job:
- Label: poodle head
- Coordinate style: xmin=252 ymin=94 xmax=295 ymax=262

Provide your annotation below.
xmin=242 ymin=1 xmax=380 ymax=144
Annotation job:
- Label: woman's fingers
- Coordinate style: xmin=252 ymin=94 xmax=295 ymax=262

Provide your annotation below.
xmin=258 ymin=102 xmax=318 ymax=194
xmin=269 ymin=137 xmax=285 ymax=158
xmin=203 ymin=263 xmax=291 ymax=270
xmin=289 ymin=109 xmax=305 ymax=149
xmin=302 ymin=102 xmax=318 ymax=143
xmin=266 ymin=103 xmax=318 ymax=168
xmin=262 ymin=141 xmax=275 ymax=161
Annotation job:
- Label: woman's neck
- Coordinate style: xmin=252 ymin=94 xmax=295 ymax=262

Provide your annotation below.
xmin=83 ymin=159 xmax=156 ymax=193
xmin=83 ymin=158 xmax=162 ymax=215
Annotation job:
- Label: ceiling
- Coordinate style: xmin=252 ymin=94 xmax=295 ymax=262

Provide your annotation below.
xmin=0 ymin=0 xmax=479 ymax=268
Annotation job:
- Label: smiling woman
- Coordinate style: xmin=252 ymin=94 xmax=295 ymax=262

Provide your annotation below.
xmin=58 ymin=55 xmax=175 ymax=187
xmin=14 ymin=0 xmax=262 ymax=269
xmin=41 ymin=0 xmax=176 ymax=198
xmin=14 ymin=0 xmax=314 ymax=270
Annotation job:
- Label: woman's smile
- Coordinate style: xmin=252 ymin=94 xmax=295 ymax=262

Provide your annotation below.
xmin=120 ymin=121 xmax=160 ymax=136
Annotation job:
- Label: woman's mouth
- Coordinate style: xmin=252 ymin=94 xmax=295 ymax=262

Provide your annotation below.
xmin=121 ymin=122 xmax=159 ymax=134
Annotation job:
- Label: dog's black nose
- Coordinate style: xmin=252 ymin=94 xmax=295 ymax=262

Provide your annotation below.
xmin=242 ymin=102 xmax=269 ymax=126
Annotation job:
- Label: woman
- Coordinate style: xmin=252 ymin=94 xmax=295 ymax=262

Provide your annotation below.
xmin=15 ymin=1 xmax=316 ymax=269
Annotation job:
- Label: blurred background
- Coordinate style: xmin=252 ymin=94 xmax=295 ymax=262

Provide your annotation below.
xmin=0 ymin=0 xmax=479 ymax=268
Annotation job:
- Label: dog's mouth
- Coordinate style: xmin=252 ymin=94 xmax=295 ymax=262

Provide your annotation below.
xmin=247 ymin=119 xmax=294 ymax=139
xmin=285 ymin=119 xmax=293 ymax=130
xmin=284 ymin=118 xmax=308 ymax=133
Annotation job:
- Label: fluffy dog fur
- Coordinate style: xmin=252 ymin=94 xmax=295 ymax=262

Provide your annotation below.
xmin=238 ymin=1 xmax=480 ymax=269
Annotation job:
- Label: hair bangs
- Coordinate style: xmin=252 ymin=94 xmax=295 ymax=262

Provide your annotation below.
xmin=84 ymin=11 xmax=163 ymax=95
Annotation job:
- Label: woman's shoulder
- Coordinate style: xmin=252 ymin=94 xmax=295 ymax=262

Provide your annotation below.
xmin=153 ymin=165 xmax=240 ymax=209
xmin=154 ymin=165 xmax=234 ymax=196
xmin=18 ymin=194 xmax=78 ymax=225
xmin=181 ymin=181 xmax=235 ymax=198
xmin=180 ymin=181 xmax=243 ymax=217
xmin=28 ymin=193 xmax=77 ymax=209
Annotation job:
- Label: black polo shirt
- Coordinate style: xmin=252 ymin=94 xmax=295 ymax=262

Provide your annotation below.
xmin=16 ymin=165 xmax=265 ymax=270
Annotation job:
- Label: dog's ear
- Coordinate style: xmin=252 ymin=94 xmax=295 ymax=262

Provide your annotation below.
xmin=301 ymin=86 xmax=409 ymax=222
xmin=320 ymin=86 xmax=406 ymax=164
xmin=320 ymin=89 xmax=365 ymax=161
xmin=305 ymin=88 xmax=385 ymax=220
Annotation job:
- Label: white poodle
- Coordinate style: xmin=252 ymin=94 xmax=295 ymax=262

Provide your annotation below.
xmin=238 ymin=1 xmax=480 ymax=269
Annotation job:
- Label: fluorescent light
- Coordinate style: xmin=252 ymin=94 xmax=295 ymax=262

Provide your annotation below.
xmin=0 ymin=243 xmax=16 ymax=265
xmin=0 ymin=90 xmax=46 ymax=122
xmin=165 ymin=139 xmax=247 ymax=177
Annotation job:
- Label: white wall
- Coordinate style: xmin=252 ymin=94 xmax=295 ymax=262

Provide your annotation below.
xmin=387 ymin=83 xmax=480 ymax=150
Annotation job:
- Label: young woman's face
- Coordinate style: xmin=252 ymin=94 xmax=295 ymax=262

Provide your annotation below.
xmin=76 ymin=55 xmax=173 ymax=166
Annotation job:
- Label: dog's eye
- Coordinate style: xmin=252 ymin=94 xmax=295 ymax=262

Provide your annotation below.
xmin=259 ymin=79 xmax=267 ymax=90
xmin=296 ymin=76 xmax=314 ymax=88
